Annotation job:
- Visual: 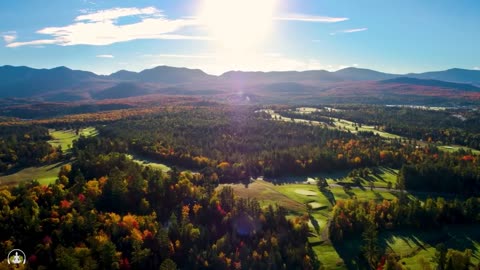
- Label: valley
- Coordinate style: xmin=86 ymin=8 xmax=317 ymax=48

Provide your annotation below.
xmin=1 ymin=101 xmax=479 ymax=269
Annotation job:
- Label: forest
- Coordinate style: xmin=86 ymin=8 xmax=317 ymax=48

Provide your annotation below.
xmin=0 ymin=103 xmax=479 ymax=269
xmin=0 ymin=149 xmax=318 ymax=269
xmin=0 ymin=126 xmax=61 ymax=172
xmin=275 ymin=105 xmax=480 ymax=150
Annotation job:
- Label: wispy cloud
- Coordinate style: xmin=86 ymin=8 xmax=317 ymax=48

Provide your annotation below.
xmin=330 ymin=28 xmax=368 ymax=35
xmin=7 ymin=7 xmax=207 ymax=48
xmin=474 ymin=67 xmax=480 ymax=70
xmin=144 ymin=53 xmax=213 ymax=59
xmin=8 ymin=39 xmax=58 ymax=46
xmin=2 ymin=31 xmax=17 ymax=44
xmin=342 ymin=28 xmax=368 ymax=33
xmin=75 ymin=7 xmax=159 ymax=22
xmin=275 ymin=13 xmax=348 ymax=23
xmin=96 ymin=54 xmax=114 ymax=58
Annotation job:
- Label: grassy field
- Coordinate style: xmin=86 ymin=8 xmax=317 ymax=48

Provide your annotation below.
xmin=126 ymin=154 xmax=171 ymax=172
xmin=330 ymin=118 xmax=402 ymax=139
xmin=223 ymin=179 xmax=405 ymax=269
xmin=48 ymin=127 xmax=98 ymax=151
xmin=438 ymin=145 xmax=480 ymax=155
xmin=259 ymin=109 xmax=402 ymax=140
xmin=395 ymin=225 xmax=480 ymax=269
xmin=326 ymin=167 xmax=399 ymax=189
xmin=0 ymin=127 xmax=98 ymax=187
xmin=0 ymin=162 xmax=66 ymax=186
xmin=224 ymin=177 xmax=480 ymax=269
xmin=220 ymin=180 xmax=307 ymax=212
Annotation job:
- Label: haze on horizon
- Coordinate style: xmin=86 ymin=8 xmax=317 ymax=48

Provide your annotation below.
xmin=1 ymin=0 xmax=479 ymax=75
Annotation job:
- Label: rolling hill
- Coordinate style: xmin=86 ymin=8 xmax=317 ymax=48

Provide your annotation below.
xmin=380 ymin=77 xmax=480 ymax=91
xmin=1 ymin=65 xmax=480 ymax=106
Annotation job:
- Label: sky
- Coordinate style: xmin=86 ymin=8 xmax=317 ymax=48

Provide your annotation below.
xmin=1 ymin=0 xmax=479 ymax=75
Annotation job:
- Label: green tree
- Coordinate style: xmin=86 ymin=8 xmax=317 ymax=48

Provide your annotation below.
xmin=362 ymin=221 xmax=379 ymax=268
xmin=160 ymin=259 xmax=177 ymax=270
xmin=434 ymin=243 xmax=447 ymax=270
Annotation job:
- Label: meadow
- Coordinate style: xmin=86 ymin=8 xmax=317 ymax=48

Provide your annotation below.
xmin=126 ymin=154 xmax=171 ymax=172
xmin=0 ymin=162 xmax=65 ymax=186
xmin=0 ymin=127 xmax=98 ymax=186
xmin=48 ymin=127 xmax=98 ymax=151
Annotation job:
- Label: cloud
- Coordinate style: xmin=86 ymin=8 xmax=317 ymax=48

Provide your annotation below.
xmin=342 ymin=28 xmax=368 ymax=33
xmin=8 ymin=39 xmax=58 ymax=47
xmin=7 ymin=7 xmax=207 ymax=47
xmin=275 ymin=13 xmax=348 ymax=23
xmin=474 ymin=67 xmax=480 ymax=70
xmin=75 ymin=7 xmax=159 ymax=22
xmin=2 ymin=31 xmax=17 ymax=43
xmin=96 ymin=54 xmax=114 ymax=58
xmin=144 ymin=54 xmax=213 ymax=59
xmin=331 ymin=28 xmax=368 ymax=35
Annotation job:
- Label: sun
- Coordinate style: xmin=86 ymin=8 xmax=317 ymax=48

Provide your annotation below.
xmin=198 ymin=0 xmax=276 ymax=52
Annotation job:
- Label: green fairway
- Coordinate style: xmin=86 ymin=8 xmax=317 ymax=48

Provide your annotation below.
xmin=330 ymin=118 xmax=402 ymax=139
xmin=126 ymin=154 xmax=171 ymax=172
xmin=219 ymin=180 xmax=307 ymax=212
xmin=313 ymin=244 xmax=347 ymax=270
xmin=222 ymin=162 xmax=479 ymax=270
xmin=225 ymin=179 xmax=403 ymax=269
xmin=48 ymin=127 xmax=98 ymax=151
xmin=379 ymin=225 xmax=480 ymax=269
xmin=259 ymin=109 xmax=403 ymax=140
xmin=0 ymin=162 xmax=64 ymax=186
xmin=326 ymin=167 xmax=399 ymax=189
xmin=0 ymin=127 xmax=97 ymax=187
xmin=438 ymin=145 xmax=480 ymax=155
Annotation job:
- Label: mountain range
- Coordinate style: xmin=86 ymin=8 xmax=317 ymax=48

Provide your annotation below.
xmin=1 ymin=65 xmax=480 ymax=106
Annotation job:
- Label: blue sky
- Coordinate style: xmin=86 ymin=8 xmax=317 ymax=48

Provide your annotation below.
xmin=1 ymin=0 xmax=479 ymax=75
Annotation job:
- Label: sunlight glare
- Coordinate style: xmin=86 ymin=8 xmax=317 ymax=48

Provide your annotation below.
xmin=198 ymin=0 xmax=276 ymax=52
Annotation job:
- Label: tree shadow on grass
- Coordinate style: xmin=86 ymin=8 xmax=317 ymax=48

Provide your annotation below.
xmin=380 ymin=226 xmax=480 ymax=263
xmin=332 ymin=226 xmax=480 ymax=270
xmin=45 ymin=160 xmax=70 ymax=171
xmin=331 ymin=236 xmax=370 ymax=270
xmin=373 ymin=191 xmax=384 ymax=201
xmin=320 ymin=188 xmax=336 ymax=205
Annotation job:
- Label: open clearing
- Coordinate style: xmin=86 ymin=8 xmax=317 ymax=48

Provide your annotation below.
xmin=330 ymin=118 xmax=402 ymax=139
xmin=0 ymin=127 xmax=98 ymax=187
xmin=219 ymin=180 xmax=306 ymax=212
xmin=126 ymin=154 xmax=171 ymax=172
xmin=48 ymin=127 xmax=98 ymax=151
xmin=294 ymin=189 xmax=317 ymax=196
xmin=438 ymin=145 xmax=480 ymax=155
xmin=0 ymin=162 xmax=65 ymax=186
xmin=326 ymin=166 xmax=399 ymax=189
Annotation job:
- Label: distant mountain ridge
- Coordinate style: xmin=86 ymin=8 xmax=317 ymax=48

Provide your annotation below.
xmin=109 ymin=65 xmax=214 ymax=84
xmin=1 ymin=65 xmax=480 ymax=104
xmin=380 ymin=77 xmax=480 ymax=91
xmin=0 ymin=65 xmax=98 ymax=97
xmin=406 ymin=68 xmax=480 ymax=85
